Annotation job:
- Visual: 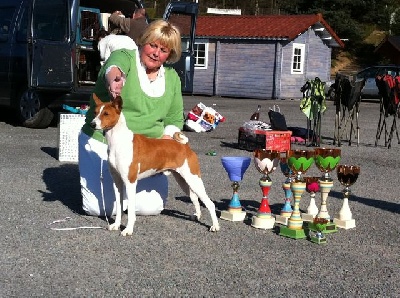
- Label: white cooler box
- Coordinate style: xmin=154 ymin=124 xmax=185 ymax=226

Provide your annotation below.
xmin=58 ymin=113 xmax=86 ymax=162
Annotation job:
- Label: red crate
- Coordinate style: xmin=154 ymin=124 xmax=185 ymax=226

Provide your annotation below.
xmin=238 ymin=128 xmax=291 ymax=152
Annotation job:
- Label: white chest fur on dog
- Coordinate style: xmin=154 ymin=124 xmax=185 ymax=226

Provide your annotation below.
xmin=91 ymin=94 xmax=220 ymax=236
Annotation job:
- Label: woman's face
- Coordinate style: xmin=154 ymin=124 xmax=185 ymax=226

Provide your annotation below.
xmin=140 ymin=40 xmax=171 ymax=71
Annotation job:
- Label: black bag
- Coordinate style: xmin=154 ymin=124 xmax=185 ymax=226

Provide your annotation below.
xmin=268 ymin=105 xmax=288 ymax=131
xmin=288 ymin=126 xmax=313 ymax=140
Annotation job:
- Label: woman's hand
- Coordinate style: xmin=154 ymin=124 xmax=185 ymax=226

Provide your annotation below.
xmin=108 ymin=76 xmax=124 ymax=98
xmin=105 ymin=67 xmax=125 ymax=99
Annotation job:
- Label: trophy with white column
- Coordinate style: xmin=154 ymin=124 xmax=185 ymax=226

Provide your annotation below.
xmin=333 ymin=164 xmax=360 ymax=229
xmin=251 ymin=149 xmax=280 ymax=229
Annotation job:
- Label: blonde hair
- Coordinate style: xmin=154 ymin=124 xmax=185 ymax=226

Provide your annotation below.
xmin=137 ymin=19 xmax=182 ymax=64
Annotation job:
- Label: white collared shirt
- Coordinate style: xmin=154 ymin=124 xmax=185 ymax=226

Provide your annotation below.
xmin=106 ymin=48 xmax=166 ymax=97
xmin=135 ymin=49 xmax=166 ymax=97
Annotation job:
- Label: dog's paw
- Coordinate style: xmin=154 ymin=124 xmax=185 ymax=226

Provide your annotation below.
xmin=191 ymin=212 xmax=202 ymax=221
xmin=121 ymin=227 xmax=133 ymax=236
xmin=109 ymin=223 xmax=120 ymax=231
xmin=209 ymin=224 xmax=220 ymax=232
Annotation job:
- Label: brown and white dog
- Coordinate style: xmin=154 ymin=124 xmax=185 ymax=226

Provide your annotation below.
xmin=90 ymin=94 xmax=220 ymax=236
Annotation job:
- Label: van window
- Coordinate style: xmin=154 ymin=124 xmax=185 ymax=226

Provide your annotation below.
xmin=0 ymin=6 xmax=15 ymax=42
xmin=79 ymin=8 xmax=101 ymax=43
xmin=33 ymin=0 xmax=68 ymax=41
xmin=16 ymin=6 xmax=28 ymax=42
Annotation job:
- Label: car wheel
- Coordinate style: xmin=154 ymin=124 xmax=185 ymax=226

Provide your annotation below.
xmin=17 ymin=89 xmax=54 ymax=128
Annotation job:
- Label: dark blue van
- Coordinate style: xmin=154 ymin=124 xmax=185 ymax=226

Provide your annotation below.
xmin=0 ymin=0 xmax=198 ymax=128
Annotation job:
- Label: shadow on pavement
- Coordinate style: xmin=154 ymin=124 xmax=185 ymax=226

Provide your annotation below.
xmin=41 ymin=146 xmax=59 ymax=160
xmin=330 ymin=190 xmax=400 ymax=214
xmin=41 ymin=163 xmax=84 ymax=214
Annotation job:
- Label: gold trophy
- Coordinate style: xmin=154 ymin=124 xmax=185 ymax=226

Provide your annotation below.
xmin=279 ymin=149 xmax=315 ymax=240
xmin=311 ymin=148 xmax=341 ymax=233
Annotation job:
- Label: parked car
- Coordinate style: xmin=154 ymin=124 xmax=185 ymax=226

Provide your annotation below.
xmin=326 ymin=65 xmax=400 ymax=101
xmin=355 ymin=65 xmax=400 ymax=99
xmin=0 ymin=0 xmax=198 ymax=128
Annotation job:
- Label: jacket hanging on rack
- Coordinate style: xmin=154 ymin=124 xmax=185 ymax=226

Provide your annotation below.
xmin=376 ymin=74 xmax=400 ymax=116
xmin=300 ymin=77 xmax=327 ymax=119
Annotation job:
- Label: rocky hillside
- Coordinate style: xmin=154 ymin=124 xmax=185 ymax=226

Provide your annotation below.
xmin=331 ymin=30 xmax=388 ymax=77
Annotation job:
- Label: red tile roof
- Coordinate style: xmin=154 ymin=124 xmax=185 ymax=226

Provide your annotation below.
xmin=195 ymin=13 xmax=344 ymax=47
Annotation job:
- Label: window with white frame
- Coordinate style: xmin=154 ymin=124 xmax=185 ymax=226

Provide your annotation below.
xmin=194 ymin=42 xmax=208 ymax=69
xmin=291 ymin=43 xmax=305 ymax=74
xmin=181 ymin=39 xmax=189 ymax=52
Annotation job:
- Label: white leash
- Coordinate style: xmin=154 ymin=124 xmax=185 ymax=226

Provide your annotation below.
xmin=48 ymin=216 xmax=106 ymax=231
xmin=100 ymin=156 xmax=111 ymax=227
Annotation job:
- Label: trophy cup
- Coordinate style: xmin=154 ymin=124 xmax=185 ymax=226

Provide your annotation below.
xmin=309 ymin=217 xmax=328 ymax=244
xmin=302 ymin=177 xmax=320 ymax=222
xmin=333 ymin=165 xmax=360 ymax=229
xmin=220 ymin=156 xmax=251 ymax=221
xmin=312 ymin=148 xmax=341 ymax=233
xmin=279 ymin=149 xmax=314 ymax=239
xmin=251 ymin=149 xmax=280 ymax=229
xmin=275 ymin=153 xmax=294 ymax=225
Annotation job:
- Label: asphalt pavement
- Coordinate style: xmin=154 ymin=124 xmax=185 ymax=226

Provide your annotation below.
xmin=1 ymin=96 xmax=399 ymax=297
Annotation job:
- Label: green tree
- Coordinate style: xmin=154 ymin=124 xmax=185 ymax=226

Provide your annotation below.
xmin=391 ymin=11 xmax=400 ymax=35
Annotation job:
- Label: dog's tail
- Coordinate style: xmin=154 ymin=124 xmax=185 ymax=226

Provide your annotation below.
xmin=172 ymin=132 xmax=189 ymax=144
xmin=164 ymin=125 xmax=189 ymax=144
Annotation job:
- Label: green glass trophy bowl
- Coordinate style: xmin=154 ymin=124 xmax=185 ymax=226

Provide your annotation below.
xmin=279 ymin=150 xmax=314 ymax=239
xmin=287 ymin=149 xmax=315 ymax=182
xmin=315 ymin=148 xmax=341 ymax=181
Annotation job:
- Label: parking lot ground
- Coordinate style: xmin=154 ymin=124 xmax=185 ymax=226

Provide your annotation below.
xmin=1 ymin=96 xmax=399 ymax=297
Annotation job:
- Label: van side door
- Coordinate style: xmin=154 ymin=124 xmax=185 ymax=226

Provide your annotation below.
xmin=163 ymin=1 xmax=198 ymax=94
xmin=0 ymin=0 xmax=24 ymax=104
xmin=29 ymin=0 xmax=73 ymax=89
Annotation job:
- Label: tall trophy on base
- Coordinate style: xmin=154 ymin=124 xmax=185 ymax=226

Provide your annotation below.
xmin=311 ymin=148 xmax=341 ymax=233
xmin=275 ymin=153 xmax=294 ymax=225
xmin=251 ymin=149 xmax=280 ymax=229
xmin=220 ymin=156 xmax=251 ymax=221
xmin=302 ymin=177 xmax=320 ymax=222
xmin=334 ymin=165 xmax=360 ymax=229
xmin=279 ymin=149 xmax=314 ymax=240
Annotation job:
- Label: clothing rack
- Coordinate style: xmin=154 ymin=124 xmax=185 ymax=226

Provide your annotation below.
xmin=374 ymin=75 xmax=400 ymax=149
xmin=300 ymin=77 xmax=326 ymax=147
xmin=333 ymin=73 xmax=365 ymax=147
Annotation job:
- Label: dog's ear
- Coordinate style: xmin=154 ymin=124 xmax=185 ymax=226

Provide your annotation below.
xmin=92 ymin=93 xmax=102 ymax=106
xmin=113 ymin=96 xmax=123 ymax=111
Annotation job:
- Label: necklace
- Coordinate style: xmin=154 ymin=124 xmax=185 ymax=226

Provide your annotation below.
xmin=147 ymin=69 xmax=159 ymax=82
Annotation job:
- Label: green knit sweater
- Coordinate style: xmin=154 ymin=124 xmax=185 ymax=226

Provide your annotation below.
xmin=82 ymin=49 xmax=184 ymax=143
